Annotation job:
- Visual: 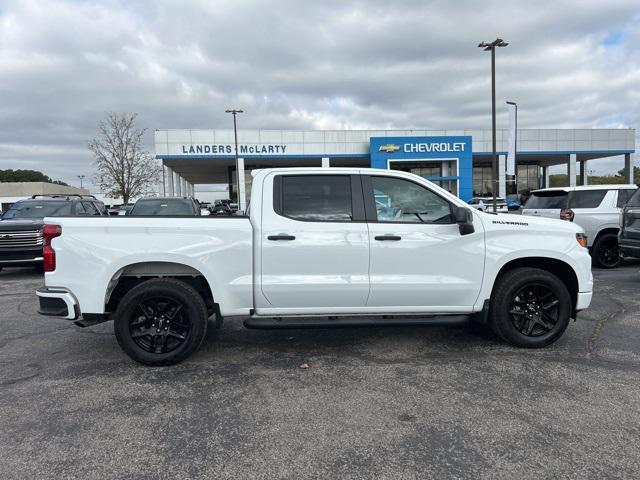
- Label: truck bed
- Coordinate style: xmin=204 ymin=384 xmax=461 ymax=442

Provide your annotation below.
xmin=43 ymin=216 xmax=253 ymax=316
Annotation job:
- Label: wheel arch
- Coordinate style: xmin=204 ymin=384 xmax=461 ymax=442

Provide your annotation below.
xmin=105 ymin=261 xmax=216 ymax=318
xmin=493 ymin=257 xmax=579 ymax=317
xmin=592 ymin=227 xmax=619 ymax=245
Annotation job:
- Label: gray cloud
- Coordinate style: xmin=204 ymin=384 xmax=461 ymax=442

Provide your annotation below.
xmin=0 ymin=0 xmax=639 ymax=187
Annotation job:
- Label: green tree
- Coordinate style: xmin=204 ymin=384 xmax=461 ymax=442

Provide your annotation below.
xmin=616 ymin=166 xmax=640 ymax=184
xmin=549 ymin=174 xmax=567 ymax=187
xmin=0 ymin=169 xmax=69 ymax=185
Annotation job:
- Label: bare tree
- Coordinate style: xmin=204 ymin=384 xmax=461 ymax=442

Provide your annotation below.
xmin=89 ymin=112 xmax=161 ymax=204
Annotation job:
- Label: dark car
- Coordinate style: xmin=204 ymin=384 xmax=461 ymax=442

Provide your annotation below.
xmin=619 ymin=187 xmax=640 ymax=259
xmin=0 ymin=194 xmax=107 ymax=270
xmin=128 ymin=197 xmax=200 ymax=216
xmin=211 ymin=199 xmax=239 ymax=215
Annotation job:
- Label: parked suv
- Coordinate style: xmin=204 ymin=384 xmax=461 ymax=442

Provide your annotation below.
xmin=619 ymin=188 xmax=640 ymax=259
xmin=522 ymin=185 xmax=638 ymax=268
xmin=0 ymin=194 xmax=107 ymax=270
xmin=128 ymin=197 xmax=201 ymax=216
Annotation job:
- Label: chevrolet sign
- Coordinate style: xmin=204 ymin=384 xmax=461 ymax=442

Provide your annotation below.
xmin=378 ymin=144 xmax=401 ymax=153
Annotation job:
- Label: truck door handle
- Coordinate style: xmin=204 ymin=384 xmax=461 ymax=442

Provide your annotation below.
xmin=374 ymin=235 xmax=402 ymax=241
xmin=267 ymin=234 xmax=296 ymax=241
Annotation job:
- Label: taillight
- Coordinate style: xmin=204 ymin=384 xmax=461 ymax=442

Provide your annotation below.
xmin=576 ymin=233 xmax=588 ymax=248
xmin=560 ymin=208 xmax=574 ymax=221
xmin=42 ymin=224 xmax=62 ymax=272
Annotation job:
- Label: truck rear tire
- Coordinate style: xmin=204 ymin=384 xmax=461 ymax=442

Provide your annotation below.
xmin=489 ymin=267 xmax=571 ymax=348
xmin=114 ymin=278 xmax=208 ymax=366
xmin=592 ymin=232 xmax=621 ymax=269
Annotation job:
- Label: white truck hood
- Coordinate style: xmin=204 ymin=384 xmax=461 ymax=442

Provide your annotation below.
xmin=478 ymin=211 xmax=583 ymax=235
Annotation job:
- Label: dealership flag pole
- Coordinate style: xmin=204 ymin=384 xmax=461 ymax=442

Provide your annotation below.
xmin=225 ymin=108 xmax=244 ymax=212
xmin=506 ymin=101 xmax=517 ymax=176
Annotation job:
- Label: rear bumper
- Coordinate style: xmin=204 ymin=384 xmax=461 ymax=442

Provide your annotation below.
xmin=576 ymin=291 xmax=592 ymax=311
xmin=36 ymin=287 xmax=80 ymax=320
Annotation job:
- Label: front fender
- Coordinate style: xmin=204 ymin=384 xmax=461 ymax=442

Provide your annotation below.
xmin=475 ymin=235 xmax=593 ymax=311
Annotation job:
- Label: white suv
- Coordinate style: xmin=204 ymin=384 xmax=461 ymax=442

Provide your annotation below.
xmin=522 ymin=184 xmax=638 ymax=268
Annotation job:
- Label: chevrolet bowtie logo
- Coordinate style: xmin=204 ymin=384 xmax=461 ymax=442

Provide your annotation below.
xmin=378 ymin=144 xmax=400 ymax=153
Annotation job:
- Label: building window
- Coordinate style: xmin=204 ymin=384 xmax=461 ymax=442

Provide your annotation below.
xmin=516 ymin=165 xmax=540 ymax=193
xmin=473 ymin=166 xmax=493 ymax=196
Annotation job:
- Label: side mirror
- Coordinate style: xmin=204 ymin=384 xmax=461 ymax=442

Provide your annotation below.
xmin=454 ymin=206 xmax=475 ymax=235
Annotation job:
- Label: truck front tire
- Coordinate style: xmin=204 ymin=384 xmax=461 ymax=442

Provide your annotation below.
xmin=489 ymin=267 xmax=571 ymax=348
xmin=114 ymin=278 xmax=208 ymax=366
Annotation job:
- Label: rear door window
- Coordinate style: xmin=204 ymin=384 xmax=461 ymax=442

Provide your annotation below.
xmin=568 ymin=190 xmax=607 ymax=209
xmin=524 ymin=192 xmax=568 ymax=209
xmin=279 ymin=175 xmax=353 ymax=222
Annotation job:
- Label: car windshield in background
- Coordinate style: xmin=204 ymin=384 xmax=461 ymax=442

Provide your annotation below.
xmin=1 ymin=201 xmax=72 ymax=219
xmin=524 ymin=191 xmax=568 ymax=209
xmin=129 ymin=199 xmax=195 ymax=216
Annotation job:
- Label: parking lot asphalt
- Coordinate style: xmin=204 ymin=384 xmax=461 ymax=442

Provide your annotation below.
xmin=1 ymin=264 xmax=639 ymax=480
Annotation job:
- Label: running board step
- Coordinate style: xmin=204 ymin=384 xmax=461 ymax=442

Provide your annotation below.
xmin=243 ymin=315 xmax=470 ymax=330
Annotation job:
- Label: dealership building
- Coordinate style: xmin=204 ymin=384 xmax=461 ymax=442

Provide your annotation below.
xmin=155 ymin=128 xmax=636 ymax=207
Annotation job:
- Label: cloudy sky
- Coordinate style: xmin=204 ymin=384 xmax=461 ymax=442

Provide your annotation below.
xmin=1 ymin=0 xmax=639 ymax=188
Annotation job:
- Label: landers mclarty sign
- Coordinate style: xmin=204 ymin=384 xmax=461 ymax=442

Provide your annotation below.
xmin=181 ymin=144 xmax=287 ymax=155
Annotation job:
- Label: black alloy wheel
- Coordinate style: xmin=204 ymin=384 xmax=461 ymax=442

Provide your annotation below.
xmin=489 ymin=267 xmax=571 ymax=348
xmin=129 ymin=297 xmax=191 ymax=354
xmin=114 ymin=278 xmax=208 ymax=366
xmin=508 ymin=284 xmax=560 ymax=337
xmin=593 ymin=233 xmax=621 ymax=269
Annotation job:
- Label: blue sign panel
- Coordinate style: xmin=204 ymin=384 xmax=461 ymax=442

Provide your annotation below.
xmin=369 ymin=136 xmax=473 ymax=201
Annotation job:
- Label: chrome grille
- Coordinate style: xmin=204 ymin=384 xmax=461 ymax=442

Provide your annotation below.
xmin=0 ymin=230 xmax=43 ymax=248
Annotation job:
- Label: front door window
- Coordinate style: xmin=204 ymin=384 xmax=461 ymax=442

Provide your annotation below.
xmin=371 ymin=176 xmax=453 ymax=224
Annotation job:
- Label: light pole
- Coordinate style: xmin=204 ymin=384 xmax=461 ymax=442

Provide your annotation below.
xmin=225 ymin=109 xmax=243 ymax=209
xmin=506 ymin=100 xmax=517 ymax=194
xmin=478 ymin=38 xmax=508 ymax=212
xmin=77 ymin=175 xmax=85 ymax=190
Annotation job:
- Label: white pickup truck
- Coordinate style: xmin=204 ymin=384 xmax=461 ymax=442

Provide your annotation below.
xmin=37 ymin=168 xmax=593 ymax=365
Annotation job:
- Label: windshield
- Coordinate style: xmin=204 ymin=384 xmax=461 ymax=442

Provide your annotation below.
xmin=129 ymin=199 xmax=196 ymax=216
xmin=524 ymin=191 xmax=568 ymax=210
xmin=1 ymin=201 xmax=71 ymax=219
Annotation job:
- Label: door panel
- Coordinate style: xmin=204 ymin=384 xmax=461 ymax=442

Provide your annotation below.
xmin=259 ymin=174 xmax=370 ymax=309
xmin=365 ymin=175 xmax=485 ymax=310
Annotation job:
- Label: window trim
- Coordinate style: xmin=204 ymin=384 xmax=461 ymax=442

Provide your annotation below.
xmin=272 ymin=174 xmax=366 ymax=223
xmin=362 ymin=174 xmax=456 ymax=225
